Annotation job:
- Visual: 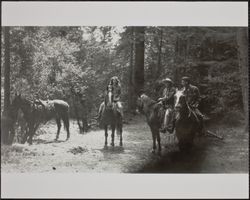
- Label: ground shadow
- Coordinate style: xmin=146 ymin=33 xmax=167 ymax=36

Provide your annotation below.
xmin=136 ymin=137 xmax=212 ymax=173
xmin=34 ymin=138 xmax=65 ymax=145
xmin=99 ymin=145 xmax=125 ymax=154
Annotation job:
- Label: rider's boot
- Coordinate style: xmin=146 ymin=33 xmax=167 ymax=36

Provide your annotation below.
xmin=167 ymin=118 xmax=175 ymax=134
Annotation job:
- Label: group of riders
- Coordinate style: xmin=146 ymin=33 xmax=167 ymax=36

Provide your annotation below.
xmin=97 ymin=76 xmax=207 ymax=135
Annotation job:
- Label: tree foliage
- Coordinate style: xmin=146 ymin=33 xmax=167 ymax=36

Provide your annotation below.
xmin=1 ymin=26 xmax=246 ymax=128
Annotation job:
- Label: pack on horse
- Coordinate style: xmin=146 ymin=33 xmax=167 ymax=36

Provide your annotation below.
xmin=136 ymin=92 xmax=165 ymax=155
xmin=99 ymin=84 xmax=123 ymax=147
xmin=173 ymin=89 xmax=201 ymax=151
xmin=11 ymin=94 xmax=70 ymax=144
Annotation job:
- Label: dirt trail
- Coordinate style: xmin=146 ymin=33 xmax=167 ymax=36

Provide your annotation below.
xmin=1 ymin=116 xmax=248 ymax=173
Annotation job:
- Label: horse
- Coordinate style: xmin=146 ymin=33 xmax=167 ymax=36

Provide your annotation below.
xmin=1 ymin=103 xmax=18 ymax=145
xmin=173 ymin=89 xmax=200 ymax=151
xmin=136 ymin=93 xmax=165 ymax=155
xmin=100 ymin=85 xmax=123 ymax=147
xmin=11 ymin=94 xmax=70 ymax=144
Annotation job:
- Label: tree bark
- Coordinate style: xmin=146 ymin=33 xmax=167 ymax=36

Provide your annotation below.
xmin=128 ymin=27 xmax=135 ymax=111
xmin=134 ymin=27 xmax=145 ymax=95
xmin=3 ymin=27 xmax=11 ymax=114
xmin=236 ymin=27 xmax=249 ymax=131
xmin=156 ymin=28 xmax=163 ymax=79
xmin=2 ymin=27 xmax=11 ymax=144
xmin=173 ymin=36 xmax=180 ymax=85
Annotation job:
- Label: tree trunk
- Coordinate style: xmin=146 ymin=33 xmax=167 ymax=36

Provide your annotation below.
xmin=3 ymin=27 xmax=11 ymax=114
xmin=2 ymin=27 xmax=11 ymax=144
xmin=156 ymin=28 xmax=163 ymax=79
xmin=134 ymin=27 xmax=145 ymax=95
xmin=128 ymin=27 xmax=135 ymax=111
xmin=236 ymin=27 xmax=249 ymax=131
xmin=173 ymin=36 xmax=180 ymax=85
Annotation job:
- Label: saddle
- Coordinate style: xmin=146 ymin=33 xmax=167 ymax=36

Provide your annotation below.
xmin=33 ymin=99 xmax=54 ymax=111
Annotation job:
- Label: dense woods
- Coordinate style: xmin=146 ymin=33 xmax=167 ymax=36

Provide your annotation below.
xmin=1 ymin=26 xmax=248 ymax=143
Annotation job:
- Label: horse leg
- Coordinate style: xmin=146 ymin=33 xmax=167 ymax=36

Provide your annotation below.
xmin=27 ymin=126 xmax=35 ymax=145
xmin=28 ymin=123 xmax=39 ymax=145
xmin=150 ymin=127 xmax=157 ymax=154
xmin=55 ymin=117 xmax=61 ymax=141
xmin=7 ymin=127 xmax=15 ymax=145
xmin=62 ymin=114 xmax=70 ymax=140
xmin=111 ymin=125 xmax=115 ymax=147
xmin=119 ymin=123 xmax=123 ymax=146
xmin=104 ymin=125 xmax=108 ymax=147
xmin=22 ymin=122 xmax=32 ymax=144
xmin=156 ymin=131 xmax=161 ymax=155
xmin=21 ymin=128 xmax=29 ymax=144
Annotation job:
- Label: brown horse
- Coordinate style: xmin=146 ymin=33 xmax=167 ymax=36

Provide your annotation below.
xmin=173 ymin=89 xmax=200 ymax=151
xmin=11 ymin=94 xmax=70 ymax=144
xmin=100 ymin=85 xmax=123 ymax=147
xmin=136 ymin=93 xmax=165 ymax=155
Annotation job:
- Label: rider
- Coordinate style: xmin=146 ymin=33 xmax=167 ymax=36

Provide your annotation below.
xmin=180 ymin=76 xmax=206 ymax=134
xmin=97 ymin=76 xmax=123 ymax=121
xmin=157 ymin=78 xmax=176 ymax=133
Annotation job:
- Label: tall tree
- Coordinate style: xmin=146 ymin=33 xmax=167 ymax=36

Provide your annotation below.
xmin=236 ymin=27 xmax=249 ymax=131
xmin=3 ymin=27 xmax=10 ymax=114
xmin=2 ymin=27 xmax=11 ymax=144
xmin=156 ymin=27 xmax=163 ymax=79
xmin=128 ymin=27 xmax=135 ymax=111
xmin=134 ymin=26 xmax=145 ymax=95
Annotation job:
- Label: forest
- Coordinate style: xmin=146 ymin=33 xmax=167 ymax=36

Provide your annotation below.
xmin=1 ymin=26 xmax=248 ymax=144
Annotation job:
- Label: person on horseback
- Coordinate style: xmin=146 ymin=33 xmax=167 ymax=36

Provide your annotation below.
xmin=180 ymin=76 xmax=206 ymax=134
xmin=97 ymin=76 xmax=123 ymax=121
xmin=157 ymin=78 xmax=176 ymax=133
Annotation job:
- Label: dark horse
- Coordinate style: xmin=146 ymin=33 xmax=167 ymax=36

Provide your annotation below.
xmin=11 ymin=94 xmax=70 ymax=144
xmin=136 ymin=93 xmax=165 ymax=155
xmin=173 ymin=89 xmax=200 ymax=151
xmin=100 ymin=85 xmax=123 ymax=147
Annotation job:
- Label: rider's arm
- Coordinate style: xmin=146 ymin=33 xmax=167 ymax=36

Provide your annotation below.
xmin=161 ymin=88 xmax=175 ymax=103
xmin=192 ymin=87 xmax=201 ymax=107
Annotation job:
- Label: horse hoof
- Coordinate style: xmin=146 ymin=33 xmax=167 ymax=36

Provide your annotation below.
xmin=119 ymin=142 xmax=123 ymax=146
xmin=151 ymin=149 xmax=156 ymax=154
xmin=111 ymin=143 xmax=114 ymax=147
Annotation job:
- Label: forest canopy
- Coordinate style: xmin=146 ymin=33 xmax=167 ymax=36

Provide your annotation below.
xmin=1 ymin=26 xmax=248 ymax=125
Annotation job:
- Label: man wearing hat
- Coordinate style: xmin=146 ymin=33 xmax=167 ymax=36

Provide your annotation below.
xmin=181 ymin=76 xmax=205 ymax=134
xmin=157 ymin=77 xmax=176 ymax=133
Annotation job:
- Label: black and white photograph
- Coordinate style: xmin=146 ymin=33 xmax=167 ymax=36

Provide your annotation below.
xmin=1 ymin=1 xmax=249 ymax=199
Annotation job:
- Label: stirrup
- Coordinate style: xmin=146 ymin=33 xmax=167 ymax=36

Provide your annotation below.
xmin=167 ymin=126 xmax=174 ymax=134
xmin=159 ymin=127 xmax=167 ymax=133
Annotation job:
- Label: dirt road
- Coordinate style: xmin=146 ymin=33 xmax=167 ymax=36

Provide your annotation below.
xmin=1 ymin=116 xmax=248 ymax=173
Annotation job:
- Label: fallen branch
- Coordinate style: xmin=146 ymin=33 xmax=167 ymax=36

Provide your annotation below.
xmin=205 ymin=130 xmax=224 ymax=140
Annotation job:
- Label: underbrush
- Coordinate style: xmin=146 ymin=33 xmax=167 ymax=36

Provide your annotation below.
xmin=1 ymin=144 xmax=36 ymax=164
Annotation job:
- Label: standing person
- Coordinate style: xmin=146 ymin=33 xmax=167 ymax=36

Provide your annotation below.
xmin=180 ymin=76 xmax=206 ymax=134
xmin=97 ymin=76 xmax=123 ymax=121
xmin=157 ymin=78 xmax=176 ymax=133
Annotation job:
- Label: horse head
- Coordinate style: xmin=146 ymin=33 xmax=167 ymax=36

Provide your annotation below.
xmin=11 ymin=93 xmax=33 ymax=116
xmin=136 ymin=94 xmax=145 ymax=114
xmin=11 ymin=93 xmax=23 ymax=111
xmin=174 ymin=89 xmax=189 ymax=118
xmin=136 ymin=93 xmax=156 ymax=114
xmin=104 ymin=85 xmax=114 ymax=109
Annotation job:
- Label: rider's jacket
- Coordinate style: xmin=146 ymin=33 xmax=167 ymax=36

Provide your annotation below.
xmin=182 ymin=84 xmax=201 ymax=107
xmin=111 ymin=84 xmax=121 ymax=102
xmin=161 ymin=86 xmax=176 ymax=107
